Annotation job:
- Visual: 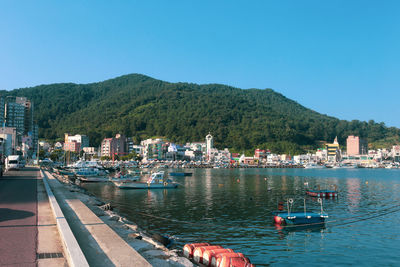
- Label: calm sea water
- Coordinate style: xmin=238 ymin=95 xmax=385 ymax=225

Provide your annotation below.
xmin=82 ymin=168 xmax=400 ymax=266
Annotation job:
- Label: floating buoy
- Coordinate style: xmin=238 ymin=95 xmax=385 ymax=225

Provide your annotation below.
xmin=274 ymin=215 xmax=284 ymax=224
xmin=366 ymin=181 xmax=369 ymax=185
xmin=183 ymin=243 xmax=209 ymax=258
xmin=264 ymin=177 xmax=267 ymax=181
xmin=237 ymin=179 xmax=240 ymax=183
xmin=220 ymin=255 xmax=251 ymax=267
xmin=213 ymin=252 xmax=245 ymax=267
xmin=202 ymin=248 xmax=234 ymax=267
xmin=193 ymin=245 xmax=222 ymax=264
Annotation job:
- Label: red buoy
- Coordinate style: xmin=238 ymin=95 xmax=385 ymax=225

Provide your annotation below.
xmin=193 ymin=245 xmax=223 ymax=264
xmin=212 ymin=252 xmax=245 ymax=267
xmin=183 ymin=243 xmax=210 ymax=258
xmin=220 ymin=256 xmax=251 ymax=267
xmin=274 ymin=215 xmax=285 ymax=225
xmin=202 ymin=248 xmax=234 ymax=267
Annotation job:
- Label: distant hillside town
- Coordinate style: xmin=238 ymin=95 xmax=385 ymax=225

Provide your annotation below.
xmin=0 ymin=96 xmax=39 ymax=161
xmin=41 ymin=132 xmax=400 ymax=168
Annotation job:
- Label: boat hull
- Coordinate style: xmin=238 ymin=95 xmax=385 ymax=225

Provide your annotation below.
xmin=306 ymin=190 xmax=338 ymax=198
xmin=114 ymin=182 xmax=178 ymax=189
xmin=273 ymin=211 xmax=327 ymax=225
xmin=78 ymin=176 xmax=110 ymax=182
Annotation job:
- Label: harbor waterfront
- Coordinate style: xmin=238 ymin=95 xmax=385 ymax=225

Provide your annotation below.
xmin=81 ymin=167 xmax=400 ymax=266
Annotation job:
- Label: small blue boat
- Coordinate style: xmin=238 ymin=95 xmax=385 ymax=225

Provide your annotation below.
xmin=273 ymin=198 xmax=328 ymax=226
xmin=169 ymin=172 xmax=193 ymax=176
xmin=273 ymin=211 xmax=328 ymax=225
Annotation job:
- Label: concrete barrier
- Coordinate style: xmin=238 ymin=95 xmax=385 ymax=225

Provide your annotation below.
xmin=40 ymin=169 xmax=89 ymax=267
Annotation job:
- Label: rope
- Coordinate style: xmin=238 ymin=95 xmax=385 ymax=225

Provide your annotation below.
xmin=133 ymin=203 xmax=400 ymax=231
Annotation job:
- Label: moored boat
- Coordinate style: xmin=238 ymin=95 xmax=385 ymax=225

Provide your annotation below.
xmin=306 ymin=189 xmax=338 ymax=198
xmin=273 ymin=198 xmax=328 ymax=226
xmin=113 ymin=171 xmax=178 ymax=189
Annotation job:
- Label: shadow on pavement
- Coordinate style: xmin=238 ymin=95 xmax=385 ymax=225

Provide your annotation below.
xmin=0 ymin=208 xmax=35 ymax=222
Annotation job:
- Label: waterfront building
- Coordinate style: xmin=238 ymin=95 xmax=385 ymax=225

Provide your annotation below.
xmin=131 ymin=145 xmax=144 ymax=156
xmin=64 ymin=133 xmax=89 ymax=149
xmin=326 ymin=137 xmax=341 ymax=162
xmin=392 ymin=145 xmax=400 ymax=162
xmin=140 ymin=138 xmax=168 ymax=160
xmin=254 ymin=149 xmax=267 ymax=159
xmin=101 ymin=134 xmax=127 ymax=158
xmin=83 ymin=147 xmax=96 ymax=154
xmin=101 ymin=138 xmax=113 ymax=157
xmin=239 ymin=154 xmax=256 ymax=165
xmin=64 ymin=140 xmax=81 ymax=153
xmin=186 ymin=142 xmax=206 ymax=153
xmin=347 ymin=135 xmax=368 ymax=156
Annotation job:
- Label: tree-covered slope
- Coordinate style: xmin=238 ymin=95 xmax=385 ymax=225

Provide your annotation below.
xmin=4 ymin=74 xmax=400 ymax=154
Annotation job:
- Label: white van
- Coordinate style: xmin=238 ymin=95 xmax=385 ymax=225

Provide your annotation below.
xmin=6 ymin=155 xmax=21 ymax=171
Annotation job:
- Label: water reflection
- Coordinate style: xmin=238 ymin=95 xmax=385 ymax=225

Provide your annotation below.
xmin=346 ymin=178 xmax=361 ymax=212
xmin=81 ymin=168 xmax=400 ymax=265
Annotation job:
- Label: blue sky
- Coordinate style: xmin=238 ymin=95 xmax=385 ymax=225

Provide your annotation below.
xmin=1 ymin=1 xmax=399 ymax=127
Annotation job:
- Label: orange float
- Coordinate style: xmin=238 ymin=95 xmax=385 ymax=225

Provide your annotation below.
xmin=212 ymin=252 xmax=245 ymax=267
xmin=202 ymin=248 xmax=234 ymax=267
xmin=219 ymin=255 xmax=251 ymax=267
xmin=183 ymin=243 xmax=210 ymax=258
xmin=193 ymin=245 xmax=223 ymax=264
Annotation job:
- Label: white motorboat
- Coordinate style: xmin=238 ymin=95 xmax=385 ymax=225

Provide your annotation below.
xmin=303 ymin=163 xmax=325 ymax=169
xmin=113 ymin=171 xmax=178 ymax=189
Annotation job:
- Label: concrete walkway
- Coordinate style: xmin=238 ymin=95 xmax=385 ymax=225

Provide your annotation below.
xmin=43 ymin=169 xmax=151 ymax=267
xmin=0 ymin=167 xmax=67 ymax=266
xmin=0 ymin=167 xmax=152 ymax=267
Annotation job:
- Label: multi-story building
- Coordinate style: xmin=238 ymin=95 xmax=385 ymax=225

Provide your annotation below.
xmin=326 ymin=137 xmax=341 ymax=162
xmin=347 ymin=135 xmax=368 ymax=156
xmin=64 ymin=133 xmax=89 ymax=149
xmin=64 ymin=141 xmax=81 ymax=153
xmin=6 ymin=101 xmax=25 ymax=137
xmin=392 ymin=145 xmax=400 ymax=162
xmin=0 ymin=97 xmax=36 ymax=157
xmin=0 ymin=97 xmax=5 ymax=126
xmin=101 ymin=138 xmax=113 ymax=157
xmin=100 ymin=134 xmax=127 ymax=158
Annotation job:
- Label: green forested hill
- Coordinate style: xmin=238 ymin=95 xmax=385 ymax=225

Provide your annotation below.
xmin=4 ymin=74 xmax=400 ymax=154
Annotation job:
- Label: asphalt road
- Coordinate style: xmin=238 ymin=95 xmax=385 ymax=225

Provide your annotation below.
xmin=0 ymin=167 xmax=38 ymax=266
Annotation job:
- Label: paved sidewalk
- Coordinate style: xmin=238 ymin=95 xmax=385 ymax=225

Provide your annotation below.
xmin=0 ymin=167 xmax=67 ymax=266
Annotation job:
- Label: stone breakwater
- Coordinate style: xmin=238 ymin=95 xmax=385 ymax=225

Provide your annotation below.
xmin=52 ymin=172 xmax=195 ymax=267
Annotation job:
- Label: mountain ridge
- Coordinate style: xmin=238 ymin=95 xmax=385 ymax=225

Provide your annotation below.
xmin=4 ymin=73 xmax=399 ymax=154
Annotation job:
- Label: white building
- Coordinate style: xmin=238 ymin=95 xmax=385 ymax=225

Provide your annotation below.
xmin=65 ymin=133 xmax=89 ymax=149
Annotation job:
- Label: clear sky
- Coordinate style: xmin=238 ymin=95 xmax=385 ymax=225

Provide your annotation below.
xmin=1 ymin=1 xmax=399 ymax=127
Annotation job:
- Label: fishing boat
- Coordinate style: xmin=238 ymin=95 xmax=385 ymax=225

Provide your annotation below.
xmin=303 ymin=163 xmax=325 ymax=169
xmin=273 ymin=198 xmax=328 ymax=226
xmin=75 ymin=167 xmax=108 ymax=177
xmin=306 ymin=185 xmax=338 ymax=198
xmin=113 ymin=171 xmax=178 ymax=189
xmin=78 ymin=176 xmax=110 ymax=182
xmin=75 ymin=167 xmax=109 ymax=182
xmin=109 ymin=172 xmax=140 ymax=182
